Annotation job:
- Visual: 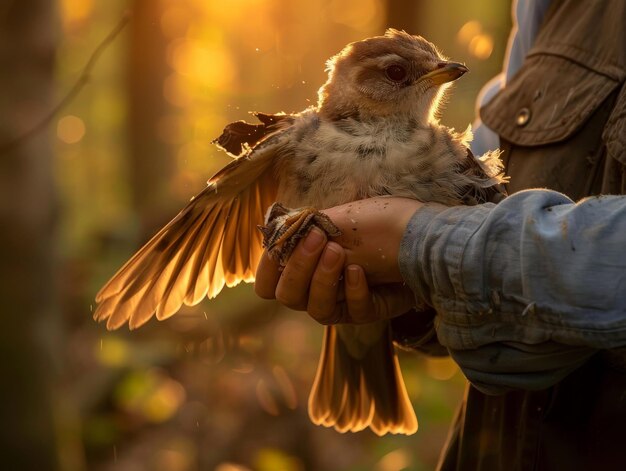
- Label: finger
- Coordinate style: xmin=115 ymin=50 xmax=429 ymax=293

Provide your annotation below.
xmin=344 ymin=265 xmax=416 ymax=323
xmin=307 ymin=242 xmax=346 ymax=324
xmin=254 ymin=251 xmax=282 ymax=299
xmin=275 ymin=227 xmax=326 ymax=310
xmin=344 ymin=265 xmax=377 ymax=323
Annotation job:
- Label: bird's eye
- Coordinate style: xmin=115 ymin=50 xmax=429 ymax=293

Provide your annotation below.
xmin=385 ymin=65 xmax=408 ymax=82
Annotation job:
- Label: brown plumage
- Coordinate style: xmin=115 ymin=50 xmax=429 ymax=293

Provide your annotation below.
xmin=95 ymin=29 xmax=506 ymax=435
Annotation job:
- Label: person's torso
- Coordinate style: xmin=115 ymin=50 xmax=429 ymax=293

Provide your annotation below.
xmin=441 ymin=1 xmax=626 ymax=470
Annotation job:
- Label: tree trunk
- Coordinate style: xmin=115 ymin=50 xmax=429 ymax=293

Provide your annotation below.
xmin=0 ymin=0 xmax=59 ymax=469
xmin=128 ymin=0 xmax=175 ymax=238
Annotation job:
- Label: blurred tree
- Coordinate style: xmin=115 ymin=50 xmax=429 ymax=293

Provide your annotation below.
xmin=0 ymin=0 xmax=60 ymax=469
xmin=129 ymin=0 xmax=176 ymax=238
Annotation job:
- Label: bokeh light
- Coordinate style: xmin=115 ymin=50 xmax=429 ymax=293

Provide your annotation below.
xmin=457 ymin=20 xmax=482 ymax=44
xmin=153 ymin=440 xmax=197 ymax=471
xmin=115 ymin=369 xmax=187 ymax=423
xmin=57 ymin=115 xmax=86 ymax=144
xmin=254 ymin=448 xmax=303 ymax=471
xmin=457 ymin=20 xmax=494 ymax=59
xmin=376 ymin=448 xmax=412 ymax=471
xmin=60 ymin=0 xmax=93 ymax=29
xmin=215 ymin=463 xmax=252 ymax=471
xmin=96 ymin=335 xmax=130 ymax=367
xmin=425 ymin=357 xmax=459 ymax=381
xmin=469 ymin=34 xmax=494 ymax=59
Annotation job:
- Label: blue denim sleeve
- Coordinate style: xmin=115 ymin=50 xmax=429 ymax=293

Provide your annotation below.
xmin=398 ymin=190 xmax=626 ymax=393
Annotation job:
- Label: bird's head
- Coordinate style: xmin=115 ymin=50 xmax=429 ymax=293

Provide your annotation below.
xmin=318 ymin=29 xmax=467 ymax=125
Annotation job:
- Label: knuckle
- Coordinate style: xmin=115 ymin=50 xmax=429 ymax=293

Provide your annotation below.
xmin=286 ymin=255 xmax=311 ymax=273
xmin=290 ymin=241 xmax=323 ymax=268
xmin=311 ymin=273 xmax=340 ymax=291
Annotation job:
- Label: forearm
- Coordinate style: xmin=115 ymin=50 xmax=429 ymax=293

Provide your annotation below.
xmin=399 ymin=190 xmax=626 ymax=390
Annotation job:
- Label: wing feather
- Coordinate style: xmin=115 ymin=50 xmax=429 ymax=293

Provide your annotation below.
xmin=154 ymin=212 xmax=211 ymax=321
xmin=221 ymin=196 xmax=244 ymax=286
xmin=94 ymin=122 xmax=293 ymax=330
xmin=460 ymin=148 xmax=508 ymax=204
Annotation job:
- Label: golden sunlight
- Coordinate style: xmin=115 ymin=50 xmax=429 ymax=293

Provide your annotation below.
xmin=49 ymin=0 xmax=504 ymax=468
xmin=160 ymin=5 xmax=192 ymax=38
xmin=329 ymin=0 xmax=384 ymax=31
xmin=169 ymin=39 xmax=237 ymax=89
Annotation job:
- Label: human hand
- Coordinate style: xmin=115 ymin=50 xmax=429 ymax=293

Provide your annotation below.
xmin=254 ymin=197 xmax=423 ymax=324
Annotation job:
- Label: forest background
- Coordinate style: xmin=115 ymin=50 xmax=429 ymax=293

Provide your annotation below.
xmin=0 ymin=1 xmax=510 ymax=469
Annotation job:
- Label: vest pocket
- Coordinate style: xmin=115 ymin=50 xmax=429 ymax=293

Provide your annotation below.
xmin=480 ymin=53 xmax=620 ymax=147
xmin=478 ymin=53 xmax=623 ymax=199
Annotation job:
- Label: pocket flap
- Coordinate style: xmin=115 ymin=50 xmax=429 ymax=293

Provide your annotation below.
xmin=480 ymin=54 xmax=620 ymax=147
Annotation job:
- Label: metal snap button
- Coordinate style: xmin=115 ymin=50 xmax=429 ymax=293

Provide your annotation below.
xmin=516 ymin=107 xmax=531 ymax=126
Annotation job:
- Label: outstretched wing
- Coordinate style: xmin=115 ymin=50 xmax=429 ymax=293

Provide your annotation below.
xmin=94 ymin=115 xmax=294 ymax=330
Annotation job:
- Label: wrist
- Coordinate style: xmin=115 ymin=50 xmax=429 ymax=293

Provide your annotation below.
xmin=398 ymin=203 xmax=450 ymax=305
xmin=325 ymin=197 xmax=424 ymax=285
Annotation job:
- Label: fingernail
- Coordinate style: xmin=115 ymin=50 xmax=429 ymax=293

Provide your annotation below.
xmin=346 ymin=265 xmax=360 ymax=287
xmin=302 ymin=228 xmax=325 ymax=253
xmin=322 ymin=244 xmax=341 ymax=268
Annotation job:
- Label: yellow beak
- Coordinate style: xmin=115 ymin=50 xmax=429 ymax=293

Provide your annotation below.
xmin=419 ymin=61 xmax=468 ymax=86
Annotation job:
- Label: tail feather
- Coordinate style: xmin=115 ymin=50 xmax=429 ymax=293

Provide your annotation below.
xmin=308 ymin=325 xmax=418 ymax=436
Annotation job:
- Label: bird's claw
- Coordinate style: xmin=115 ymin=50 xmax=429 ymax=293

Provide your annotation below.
xmin=258 ymin=202 xmax=341 ymax=264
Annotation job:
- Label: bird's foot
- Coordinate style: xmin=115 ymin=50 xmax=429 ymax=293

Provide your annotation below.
xmin=258 ymin=202 xmax=341 ymax=264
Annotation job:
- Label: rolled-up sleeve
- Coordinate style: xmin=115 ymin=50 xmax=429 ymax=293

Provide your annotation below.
xmin=399 ymin=190 xmax=626 ymax=393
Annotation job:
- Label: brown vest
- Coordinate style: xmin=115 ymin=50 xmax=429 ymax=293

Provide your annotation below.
xmin=439 ymin=1 xmax=626 ymax=470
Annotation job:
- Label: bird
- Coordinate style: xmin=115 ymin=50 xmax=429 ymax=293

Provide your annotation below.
xmin=94 ymin=29 xmax=506 ymax=436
